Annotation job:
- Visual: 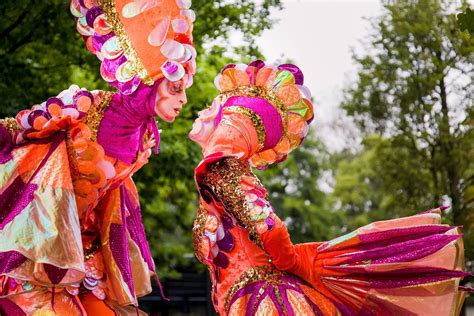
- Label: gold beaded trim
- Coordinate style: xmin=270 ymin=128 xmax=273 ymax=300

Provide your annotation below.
xmin=221 ymin=85 xmax=288 ymax=135
xmin=192 ymin=206 xmax=208 ymax=264
xmin=0 ymin=117 xmax=22 ymax=134
xmin=225 ymin=265 xmax=286 ymax=312
xmin=223 ymin=106 xmax=266 ymax=149
xmin=201 ymin=158 xmax=264 ymax=249
xmin=85 ymin=91 xmax=114 ymax=141
xmin=84 ymin=238 xmax=101 ymax=261
xmin=97 ymin=0 xmax=154 ymax=86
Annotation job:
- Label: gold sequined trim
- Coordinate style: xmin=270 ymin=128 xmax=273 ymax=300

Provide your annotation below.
xmin=0 ymin=117 xmax=21 ymax=134
xmin=84 ymin=238 xmax=101 ymax=261
xmin=224 ymin=106 xmax=266 ymax=150
xmin=192 ymin=206 xmax=208 ymax=264
xmin=65 ymin=130 xmax=80 ymax=179
xmin=85 ymin=91 xmax=114 ymax=141
xmin=201 ymin=158 xmax=264 ymax=249
xmin=97 ymin=0 xmax=154 ymax=85
xmin=225 ymin=265 xmax=286 ymax=312
xmin=221 ymin=85 xmax=288 ymax=136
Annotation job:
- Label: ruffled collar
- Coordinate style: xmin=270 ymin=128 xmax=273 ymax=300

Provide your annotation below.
xmin=97 ymin=84 xmax=160 ymax=164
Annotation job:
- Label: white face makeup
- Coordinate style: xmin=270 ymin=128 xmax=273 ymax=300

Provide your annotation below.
xmin=189 ymin=99 xmax=221 ymax=148
xmin=154 ymin=75 xmax=188 ymax=122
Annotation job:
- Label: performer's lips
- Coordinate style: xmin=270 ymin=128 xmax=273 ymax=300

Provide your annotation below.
xmin=174 ymin=108 xmax=181 ymax=115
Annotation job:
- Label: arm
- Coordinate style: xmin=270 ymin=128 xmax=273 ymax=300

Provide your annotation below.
xmin=201 ymin=157 xmax=312 ymax=274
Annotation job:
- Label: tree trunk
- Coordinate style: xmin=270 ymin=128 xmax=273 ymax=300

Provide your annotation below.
xmin=438 ymin=76 xmax=463 ymax=225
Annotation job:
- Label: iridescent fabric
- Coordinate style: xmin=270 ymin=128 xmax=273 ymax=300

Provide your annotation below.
xmin=191 ymin=61 xmax=470 ymax=315
xmin=0 ymin=85 xmax=158 ymax=315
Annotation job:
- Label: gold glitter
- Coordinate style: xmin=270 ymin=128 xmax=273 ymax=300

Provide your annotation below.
xmin=202 ymin=157 xmax=264 ymax=249
xmin=65 ymin=131 xmax=80 ymax=179
xmin=225 ymin=265 xmax=286 ymax=312
xmin=0 ymin=117 xmax=21 ymax=134
xmin=84 ymin=238 xmax=101 ymax=261
xmin=97 ymin=0 xmax=154 ymax=85
xmin=224 ymin=106 xmax=266 ymax=150
xmin=85 ymin=91 xmax=114 ymax=141
xmin=221 ymin=85 xmax=288 ymax=136
xmin=192 ymin=206 xmax=208 ymax=264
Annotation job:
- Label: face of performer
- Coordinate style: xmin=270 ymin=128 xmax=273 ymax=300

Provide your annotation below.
xmin=189 ymin=100 xmax=221 ymax=148
xmin=154 ymin=76 xmax=188 ymax=122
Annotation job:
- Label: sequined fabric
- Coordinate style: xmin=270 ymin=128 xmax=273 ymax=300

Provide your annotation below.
xmin=0 ymin=86 xmax=157 ymax=314
xmin=194 ymin=157 xmax=469 ymax=315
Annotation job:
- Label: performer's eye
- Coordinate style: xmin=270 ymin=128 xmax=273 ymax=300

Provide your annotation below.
xmin=168 ymin=81 xmax=183 ymax=95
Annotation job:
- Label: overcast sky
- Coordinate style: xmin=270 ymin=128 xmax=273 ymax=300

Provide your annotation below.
xmin=255 ymin=0 xmax=383 ymax=151
xmin=254 ymin=0 xmax=473 ymax=151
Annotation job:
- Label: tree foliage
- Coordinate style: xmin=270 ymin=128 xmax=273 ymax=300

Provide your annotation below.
xmin=338 ymin=0 xmax=474 ymax=273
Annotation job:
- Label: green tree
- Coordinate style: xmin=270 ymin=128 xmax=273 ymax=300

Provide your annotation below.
xmin=257 ymin=135 xmax=342 ymax=243
xmin=341 ymin=0 xmax=473 ymax=239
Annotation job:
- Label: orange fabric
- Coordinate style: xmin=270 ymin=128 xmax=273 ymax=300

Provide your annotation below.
xmin=203 ymin=113 xmax=260 ymax=159
xmin=116 ymin=0 xmax=192 ymax=82
xmin=81 ymin=293 xmax=116 ymax=315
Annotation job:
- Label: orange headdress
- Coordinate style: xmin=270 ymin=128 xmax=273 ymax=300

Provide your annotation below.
xmin=192 ymin=60 xmax=314 ymax=169
xmin=71 ymin=0 xmax=196 ymax=94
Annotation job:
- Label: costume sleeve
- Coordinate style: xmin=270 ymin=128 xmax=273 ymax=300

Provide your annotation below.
xmin=200 ymin=157 xmax=312 ymax=275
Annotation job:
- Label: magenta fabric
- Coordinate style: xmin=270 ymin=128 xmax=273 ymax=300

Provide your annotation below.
xmin=0 ymin=251 xmax=27 ymax=275
xmin=220 ymin=96 xmax=283 ymax=150
xmin=0 ymin=177 xmax=37 ymax=230
xmin=97 ymin=82 xmax=161 ymax=164
xmin=43 ymin=264 xmax=68 ymax=284
xmin=0 ymin=124 xmax=13 ymax=164
xmin=0 ymin=298 xmax=26 ymax=316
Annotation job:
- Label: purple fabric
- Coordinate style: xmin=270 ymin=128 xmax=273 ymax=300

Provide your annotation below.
xmin=0 ymin=133 xmax=63 ymax=230
xmin=248 ymin=60 xmax=265 ymax=69
xmin=0 ymin=124 xmax=13 ymax=164
xmin=86 ymin=6 xmax=103 ymax=27
xmin=245 ymin=283 xmax=269 ymax=316
xmin=44 ymin=264 xmax=68 ymax=284
xmin=0 ymin=251 xmax=27 ymax=274
xmin=369 ymin=270 xmax=469 ymax=289
xmin=342 ymin=234 xmax=460 ymax=264
xmin=221 ymin=96 xmax=283 ymax=150
xmin=110 ymin=190 xmax=136 ymax=301
xmin=359 ymin=225 xmax=453 ymax=244
xmin=267 ymin=289 xmax=286 ymax=315
xmin=278 ymin=64 xmax=304 ymax=85
xmin=122 ymin=185 xmax=155 ymax=271
xmin=278 ymin=286 xmax=295 ymax=316
xmin=213 ymin=252 xmax=229 ymax=268
xmin=92 ymin=32 xmax=114 ymax=52
xmin=217 ymin=231 xmax=234 ymax=252
xmin=227 ymin=282 xmax=259 ymax=312
xmin=221 ymin=64 xmax=236 ymax=73
xmin=329 ymin=299 xmax=356 ymax=316
xmin=0 ymin=177 xmax=38 ymax=230
xmin=109 ymin=223 xmax=135 ymax=297
xmin=97 ymin=82 xmax=160 ymax=164
xmin=0 ymin=298 xmax=26 ymax=316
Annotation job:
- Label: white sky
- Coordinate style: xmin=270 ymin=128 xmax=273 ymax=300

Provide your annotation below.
xmin=256 ymin=0 xmax=383 ymax=151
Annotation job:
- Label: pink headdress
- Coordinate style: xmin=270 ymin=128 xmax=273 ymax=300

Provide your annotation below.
xmin=212 ymin=60 xmax=314 ymax=168
xmin=71 ymin=0 xmax=196 ymax=95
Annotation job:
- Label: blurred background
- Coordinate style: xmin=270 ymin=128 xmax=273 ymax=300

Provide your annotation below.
xmin=0 ymin=0 xmax=473 ymax=314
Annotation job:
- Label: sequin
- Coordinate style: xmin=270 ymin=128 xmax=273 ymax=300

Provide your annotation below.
xmin=101 ymin=37 xmax=123 ymax=60
xmin=115 ymin=61 xmax=136 ymax=83
xmin=148 ymin=16 xmax=171 ymax=47
xmin=93 ymin=13 xmax=112 ymax=36
xmin=160 ymin=39 xmax=185 ymax=60
xmin=172 ymin=18 xmax=189 ymax=33
xmin=176 ymin=0 xmax=192 ymax=9
xmin=122 ymin=0 xmax=163 ymax=18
